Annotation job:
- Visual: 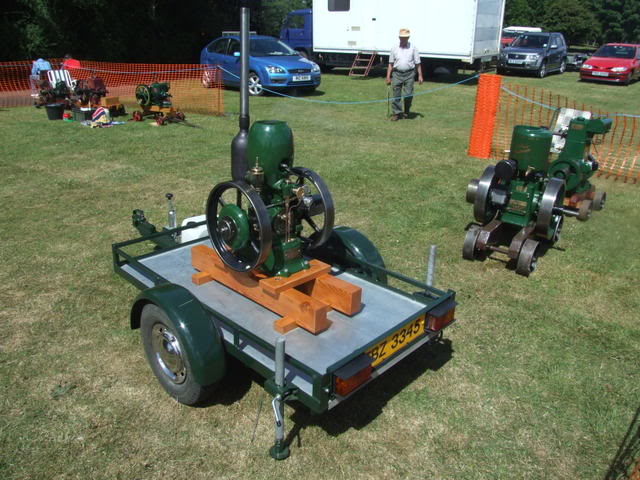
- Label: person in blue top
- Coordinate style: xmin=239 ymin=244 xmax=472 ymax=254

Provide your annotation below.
xmin=31 ymin=58 xmax=52 ymax=76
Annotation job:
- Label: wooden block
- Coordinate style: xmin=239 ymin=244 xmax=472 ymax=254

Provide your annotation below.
xmin=191 ymin=245 xmax=331 ymax=334
xmin=259 ymin=259 xmax=331 ymax=295
xmin=273 ymin=316 xmax=299 ymax=334
xmin=297 ymin=274 xmax=362 ymax=316
xmin=101 ymin=96 xmax=120 ymax=107
xmin=192 ymin=271 xmax=213 ymax=285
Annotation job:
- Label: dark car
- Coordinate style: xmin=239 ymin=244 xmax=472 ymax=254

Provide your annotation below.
xmin=498 ymin=32 xmax=568 ymax=78
xmin=200 ymin=33 xmax=321 ymax=96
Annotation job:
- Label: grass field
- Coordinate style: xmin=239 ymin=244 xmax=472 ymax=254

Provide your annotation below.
xmin=1 ymin=70 xmax=639 ymax=480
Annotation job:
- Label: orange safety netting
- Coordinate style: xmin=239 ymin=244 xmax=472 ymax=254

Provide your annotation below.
xmin=0 ymin=59 xmax=224 ymax=116
xmin=468 ymin=73 xmax=640 ymax=183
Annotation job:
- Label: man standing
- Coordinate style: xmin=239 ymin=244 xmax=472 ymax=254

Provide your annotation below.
xmin=385 ymin=28 xmax=423 ymax=121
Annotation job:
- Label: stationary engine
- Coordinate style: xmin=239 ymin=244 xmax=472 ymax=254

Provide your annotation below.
xmin=135 ymin=82 xmax=172 ymax=108
xmin=205 ymin=120 xmax=334 ymax=277
xmin=73 ymin=76 xmax=108 ymax=106
xmin=464 ymin=125 xmax=576 ymax=276
xmin=35 ymin=79 xmax=70 ymax=108
xmin=548 ymin=116 xmax=611 ymax=217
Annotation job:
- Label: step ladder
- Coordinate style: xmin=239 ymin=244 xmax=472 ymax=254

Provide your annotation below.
xmin=349 ymin=51 xmax=377 ymax=77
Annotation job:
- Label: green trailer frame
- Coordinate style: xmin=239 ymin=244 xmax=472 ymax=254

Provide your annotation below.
xmin=112 ymin=221 xmax=457 ymax=456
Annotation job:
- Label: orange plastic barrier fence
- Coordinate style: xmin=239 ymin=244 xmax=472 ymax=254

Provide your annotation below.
xmin=468 ymin=74 xmax=640 ymax=183
xmin=0 ymin=59 xmax=224 ymax=116
xmin=467 ymin=73 xmax=502 ymax=159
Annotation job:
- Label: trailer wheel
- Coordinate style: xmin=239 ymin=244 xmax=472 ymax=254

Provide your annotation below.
xmin=141 ymin=304 xmax=217 ymax=405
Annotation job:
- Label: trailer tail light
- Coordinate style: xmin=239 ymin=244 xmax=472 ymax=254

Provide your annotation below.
xmin=426 ymin=299 xmax=457 ymax=331
xmin=334 ymin=355 xmax=373 ymax=397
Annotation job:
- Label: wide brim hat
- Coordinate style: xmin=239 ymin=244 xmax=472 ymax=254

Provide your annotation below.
xmin=399 ymin=28 xmax=411 ymax=37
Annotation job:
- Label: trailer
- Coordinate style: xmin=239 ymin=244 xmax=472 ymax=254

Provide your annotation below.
xmin=280 ymin=0 xmax=505 ymax=73
xmin=113 ymin=221 xmax=456 ymax=457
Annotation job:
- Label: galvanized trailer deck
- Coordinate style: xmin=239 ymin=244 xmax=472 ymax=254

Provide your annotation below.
xmin=113 ymin=229 xmax=456 ymax=414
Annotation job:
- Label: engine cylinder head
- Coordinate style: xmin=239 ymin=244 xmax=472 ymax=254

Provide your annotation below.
xmin=509 ymin=126 xmax=553 ymax=173
xmin=246 ymin=120 xmax=294 ymax=188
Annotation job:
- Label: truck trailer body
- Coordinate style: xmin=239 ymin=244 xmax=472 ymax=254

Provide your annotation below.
xmin=280 ymin=0 xmax=505 ymax=71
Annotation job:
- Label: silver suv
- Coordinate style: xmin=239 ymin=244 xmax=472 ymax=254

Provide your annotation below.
xmin=498 ymin=32 xmax=568 ymax=78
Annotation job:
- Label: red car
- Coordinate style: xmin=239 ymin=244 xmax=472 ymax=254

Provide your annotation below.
xmin=580 ymin=43 xmax=640 ymax=85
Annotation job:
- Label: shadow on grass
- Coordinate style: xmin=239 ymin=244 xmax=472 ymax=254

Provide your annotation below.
xmin=284 ymin=338 xmax=454 ymax=448
xmin=604 ymin=405 xmax=640 ymax=480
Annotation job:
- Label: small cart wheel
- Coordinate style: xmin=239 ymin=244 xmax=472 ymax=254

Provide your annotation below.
xmin=462 ymin=227 xmax=481 ymax=260
xmin=577 ymin=199 xmax=593 ymax=221
xmin=141 ymin=304 xmax=217 ymax=405
xmin=155 ymin=115 xmax=166 ymax=126
xmin=516 ymin=238 xmax=540 ymax=277
xmin=175 ymin=111 xmax=186 ymax=121
xmin=592 ymin=191 xmax=606 ymax=211
xmin=132 ymin=110 xmax=143 ymax=122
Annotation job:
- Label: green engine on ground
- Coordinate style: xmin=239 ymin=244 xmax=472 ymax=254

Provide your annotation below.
xmin=464 ymin=125 xmax=570 ymax=276
xmin=548 ymin=116 xmax=611 ymax=205
xmin=206 ymin=120 xmax=334 ymax=277
xmin=464 ymin=115 xmax=610 ymax=276
xmin=135 ymin=82 xmax=172 ymax=108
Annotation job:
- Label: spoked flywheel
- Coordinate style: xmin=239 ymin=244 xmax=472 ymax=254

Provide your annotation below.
xmin=473 ymin=165 xmax=500 ymax=224
xmin=135 ymin=84 xmax=152 ymax=107
xmin=289 ymin=167 xmax=335 ymax=249
xmin=206 ymin=180 xmax=272 ymax=272
xmin=535 ymin=177 xmax=565 ymax=240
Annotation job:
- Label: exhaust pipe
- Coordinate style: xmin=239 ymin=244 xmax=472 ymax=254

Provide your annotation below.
xmin=231 ymin=1 xmax=251 ymax=181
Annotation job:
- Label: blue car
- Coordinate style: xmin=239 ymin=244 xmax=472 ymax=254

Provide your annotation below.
xmin=200 ymin=34 xmax=321 ymax=96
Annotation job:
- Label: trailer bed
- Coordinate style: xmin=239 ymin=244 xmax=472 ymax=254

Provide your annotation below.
xmin=115 ymin=234 xmax=455 ymax=411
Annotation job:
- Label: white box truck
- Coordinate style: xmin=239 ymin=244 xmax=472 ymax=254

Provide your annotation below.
xmin=280 ymin=0 xmax=506 ymax=74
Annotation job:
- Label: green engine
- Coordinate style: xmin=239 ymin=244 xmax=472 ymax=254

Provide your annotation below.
xmin=548 ymin=116 xmax=611 ymax=211
xmin=135 ymin=82 xmax=172 ymax=108
xmin=468 ymin=125 xmax=565 ymax=238
xmin=464 ymin=125 xmax=569 ymax=276
xmin=206 ymin=120 xmax=334 ymax=277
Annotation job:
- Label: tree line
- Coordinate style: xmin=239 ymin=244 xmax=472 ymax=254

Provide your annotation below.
xmin=504 ymin=0 xmax=640 ymax=46
xmin=0 ymin=0 xmax=637 ymax=63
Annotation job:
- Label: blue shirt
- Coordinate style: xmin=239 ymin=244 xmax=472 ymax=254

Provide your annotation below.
xmin=31 ymin=58 xmax=52 ymax=75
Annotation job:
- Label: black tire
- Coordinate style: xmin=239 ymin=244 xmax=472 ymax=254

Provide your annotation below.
xmin=248 ymin=71 xmax=264 ymax=96
xmin=537 ymin=62 xmax=547 ymax=78
xmin=496 ymin=67 xmax=507 ymax=75
xmin=141 ymin=304 xmax=217 ymax=406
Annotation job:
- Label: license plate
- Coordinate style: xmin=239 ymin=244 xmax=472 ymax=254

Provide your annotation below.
xmin=292 ymin=75 xmax=311 ymax=81
xmin=366 ymin=315 xmax=425 ymax=367
xmin=508 ymin=59 xmax=524 ymax=64
xmin=593 ymin=71 xmax=609 ymax=77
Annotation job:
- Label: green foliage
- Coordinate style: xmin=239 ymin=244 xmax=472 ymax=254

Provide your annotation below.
xmin=504 ymin=0 xmax=535 ymax=26
xmin=541 ymin=0 xmax=601 ymax=44
xmin=505 ymin=0 xmax=640 ymax=45
xmin=255 ymin=0 xmax=311 ymax=37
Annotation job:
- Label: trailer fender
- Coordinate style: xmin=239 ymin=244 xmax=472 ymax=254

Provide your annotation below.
xmin=130 ymin=283 xmax=226 ymax=386
xmin=307 ymin=226 xmax=387 ymax=284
